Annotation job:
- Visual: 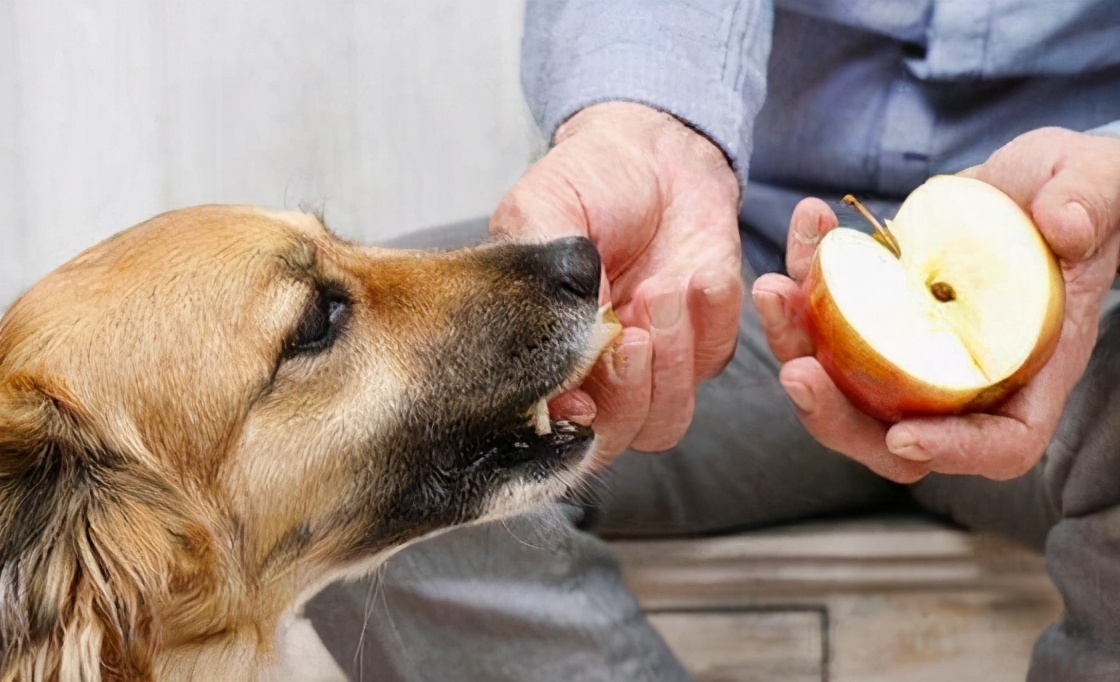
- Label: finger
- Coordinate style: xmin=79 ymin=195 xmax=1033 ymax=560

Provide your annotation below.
xmin=752 ymin=273 xmax=813 ymax=362
xmin=583 ymin=327 xmax=653 ymax=469
xmin=884 ymin=413 xmax=1041 ymax=480
xmin=489 ymin=132 xmax=664 ymax=275
xmin=884 ymin=376 xmax=1063 ymax=479
xmin=786 ymin=198 xmax=838 ymax=282
xmin=547 ymin=389 xmax=596 ymax=426
xmin=960 ymin=128 xmax=1120 ymax=263
xmin=629 ymin=286 xmax=696 ymax=452
xmin=488 ymin=166 xmax=589 ymax=242
xmin=779 ymin=357 xmax=931 ymax=483
xmin=688 ymin=266 xmax=744 ymax=379
xmin=1031 ymin=157 xmax=1120 ymax=261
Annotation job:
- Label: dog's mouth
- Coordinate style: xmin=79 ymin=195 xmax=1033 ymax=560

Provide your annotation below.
xmin=466 ymin=419 xmax=593 ymax=481
xmin=470 ymin=304 xmax=621 ymax=474
xmin=527 ymin=304 xmax=621 ymax=436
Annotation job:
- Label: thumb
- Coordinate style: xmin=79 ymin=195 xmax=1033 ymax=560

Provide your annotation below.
xmin=1030 ymin=160 xmax=1120 ymax=262
xmin=785 ymin=198 xmax=838 ymax=282
xmin=960 ymin=128 xmax=1120 ymax=263
xmin=489 ymin=166 xmax=589 ymax=242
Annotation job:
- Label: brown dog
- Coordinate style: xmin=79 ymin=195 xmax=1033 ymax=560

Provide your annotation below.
xmin=0 ymin=206 xmax=618 ymax=681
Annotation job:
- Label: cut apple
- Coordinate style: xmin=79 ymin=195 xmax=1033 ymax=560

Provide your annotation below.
xmin=803 ymin=175 xmax=1064 ymax=423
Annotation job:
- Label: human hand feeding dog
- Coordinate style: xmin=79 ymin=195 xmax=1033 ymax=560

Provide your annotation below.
xmin=752 ymin=127 xmax=1120 ymax=483
xmin=491 ymin=101 xmax=743 ymax=465
xmin=0 ymin=206 xmax=619 ymax=681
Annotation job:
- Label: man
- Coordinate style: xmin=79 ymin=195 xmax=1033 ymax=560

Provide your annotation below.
xmin=308 ymin=2 xmax=1120 ymax=680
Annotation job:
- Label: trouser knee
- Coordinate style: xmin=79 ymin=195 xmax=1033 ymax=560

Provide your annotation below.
xmin=1029 ymin=306 xmax=1120 ymax=681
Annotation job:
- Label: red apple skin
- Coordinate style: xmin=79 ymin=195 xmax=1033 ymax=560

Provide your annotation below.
xmin=800 ymin=250 xmax=1065 ymax=424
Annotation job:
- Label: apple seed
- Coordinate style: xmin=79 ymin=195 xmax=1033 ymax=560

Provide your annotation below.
xmin=930 ymin=281 xmax=956 ymax=302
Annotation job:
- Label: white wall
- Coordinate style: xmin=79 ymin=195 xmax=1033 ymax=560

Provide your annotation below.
xmin=0 ymin=0 xmax=541 ymax=306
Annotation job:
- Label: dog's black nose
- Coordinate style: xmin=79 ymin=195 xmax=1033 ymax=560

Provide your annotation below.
xmin=543 ymin=236 xmax=601 ymax=300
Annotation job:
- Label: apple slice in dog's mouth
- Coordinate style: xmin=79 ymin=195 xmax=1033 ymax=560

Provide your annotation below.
xmin=529 ymin=304 xmax=622 ymax=436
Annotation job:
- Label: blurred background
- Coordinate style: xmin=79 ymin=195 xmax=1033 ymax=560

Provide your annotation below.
xmin=0 ymin=0 xmax=540 ymax=306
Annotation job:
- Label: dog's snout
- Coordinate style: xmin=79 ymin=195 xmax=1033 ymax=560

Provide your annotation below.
xmin=543 ymin=236 xmax=600 ymax=300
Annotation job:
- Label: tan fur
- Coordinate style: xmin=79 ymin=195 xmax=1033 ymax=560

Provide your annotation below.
xmin=0 ymin=206 xmax=600 ymax=680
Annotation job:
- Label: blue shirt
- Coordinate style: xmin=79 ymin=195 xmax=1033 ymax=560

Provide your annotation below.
xmin=522 ymin=0 xmax=1120 ymax=273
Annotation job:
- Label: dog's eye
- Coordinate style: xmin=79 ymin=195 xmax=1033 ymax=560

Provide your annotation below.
xmin=287 ymin=285 xmax=350 ymax=356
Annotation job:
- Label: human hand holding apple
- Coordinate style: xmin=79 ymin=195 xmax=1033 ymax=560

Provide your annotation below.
xmin=752 ymin=127 xmax=1120 ymax=483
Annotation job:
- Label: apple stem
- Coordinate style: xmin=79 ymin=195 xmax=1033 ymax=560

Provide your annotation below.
xmin=842 ymin=194 xmax=902 ymax=258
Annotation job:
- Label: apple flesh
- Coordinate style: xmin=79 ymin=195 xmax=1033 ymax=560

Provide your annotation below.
xmin=802 ymin=175 xmax=1064 ymax=423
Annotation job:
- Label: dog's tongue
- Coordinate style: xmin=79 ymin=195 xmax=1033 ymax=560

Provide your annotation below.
xmin=548 ymin=389 xmax=596 ymax=426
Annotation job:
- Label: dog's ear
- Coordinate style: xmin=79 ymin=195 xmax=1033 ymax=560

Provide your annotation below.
xmin=0 ymin=379 xmax=121 ymax=679
xmin=0 ymin=378 xmax=168 ymax=680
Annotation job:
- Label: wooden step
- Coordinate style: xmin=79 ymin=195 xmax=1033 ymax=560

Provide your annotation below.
xmin=612 ymin=518 xmax=1063 ymax=682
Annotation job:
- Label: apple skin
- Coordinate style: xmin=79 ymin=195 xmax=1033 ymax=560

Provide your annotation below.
xmin=800 ymin=218 xmax=1066 ymax=425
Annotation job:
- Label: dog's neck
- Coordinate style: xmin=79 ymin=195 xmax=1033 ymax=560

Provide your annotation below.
xmin=256 ymin=613 xmax=349 ymax=682
xmin=146 ymin=557 xmax=367 ymax=682
xmin=151 ymin=609 xmax=347 ymax=682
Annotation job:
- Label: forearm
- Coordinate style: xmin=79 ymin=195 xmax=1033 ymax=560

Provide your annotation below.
xmin=521 ymin=0 xmax=773 ymax=175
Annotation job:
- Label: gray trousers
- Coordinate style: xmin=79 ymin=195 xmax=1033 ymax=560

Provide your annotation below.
xmin=306 ymin=218 xmax=1120 ymax=682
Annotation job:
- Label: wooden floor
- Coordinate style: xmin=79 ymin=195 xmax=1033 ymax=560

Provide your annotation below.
xmin=612 ymin=518 xmax=1062 ymax=682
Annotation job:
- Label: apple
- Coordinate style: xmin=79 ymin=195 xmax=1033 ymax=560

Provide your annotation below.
xmin=801 ymin=175 xmax=1064 ymax=423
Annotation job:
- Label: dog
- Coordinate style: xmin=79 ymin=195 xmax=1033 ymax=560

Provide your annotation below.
xmin=0 ymin=205 xmax=619 ymax=681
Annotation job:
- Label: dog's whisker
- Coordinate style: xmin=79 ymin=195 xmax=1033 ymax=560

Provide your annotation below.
xmin=354 ymin=565 xmax=382 ymax=681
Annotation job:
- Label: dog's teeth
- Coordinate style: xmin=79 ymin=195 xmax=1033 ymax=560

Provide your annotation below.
xmin=533 ymin=398 xmax=551 ymax=436
xmin=514 ymin=441 xmax=529 ymax=449
xmin=552 ymin=420 xmax=578 ymax=434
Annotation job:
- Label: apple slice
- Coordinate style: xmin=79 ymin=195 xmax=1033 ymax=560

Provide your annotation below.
xmin=803 ymin=175 xmax=1064 ymax=423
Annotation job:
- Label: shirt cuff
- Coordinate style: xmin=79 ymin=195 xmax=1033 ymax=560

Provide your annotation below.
xmin=531 ymin=43 xmax=757 ymax=177
xmin=1088 ymin=121 xmax=1120 ymax=139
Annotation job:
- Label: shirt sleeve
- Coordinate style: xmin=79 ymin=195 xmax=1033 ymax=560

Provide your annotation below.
xmin=1089 ymin=121 xmax=1120 ymax=139
xmin=521 ymin=0 xmax=774 ymax=175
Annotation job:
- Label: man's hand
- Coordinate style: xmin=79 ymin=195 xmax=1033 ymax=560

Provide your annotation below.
xmin=752 ymin=127 xmax=1120 ymax=483
xmin=491 ymin=102 xmax=742 ymax=466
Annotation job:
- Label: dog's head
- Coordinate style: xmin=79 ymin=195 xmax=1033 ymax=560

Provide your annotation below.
xmin=0 ymin=206 xmax=617 ymax=679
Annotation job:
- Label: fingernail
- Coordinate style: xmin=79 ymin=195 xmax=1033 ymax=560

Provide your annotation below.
xmin=886 ymin=430 xmax=932 ymax=462
xmin=794 ymin=224 xmax=823 ymax=246
xmin=752 ymin=289 xmax=783 ymax=330
xmin=781 ymin=380 xmax=815 ymax=413
xmin=650 ymin=292 xmax=683 ymax=329
xmin=614 ymin=339 xmax=650 ymax=383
